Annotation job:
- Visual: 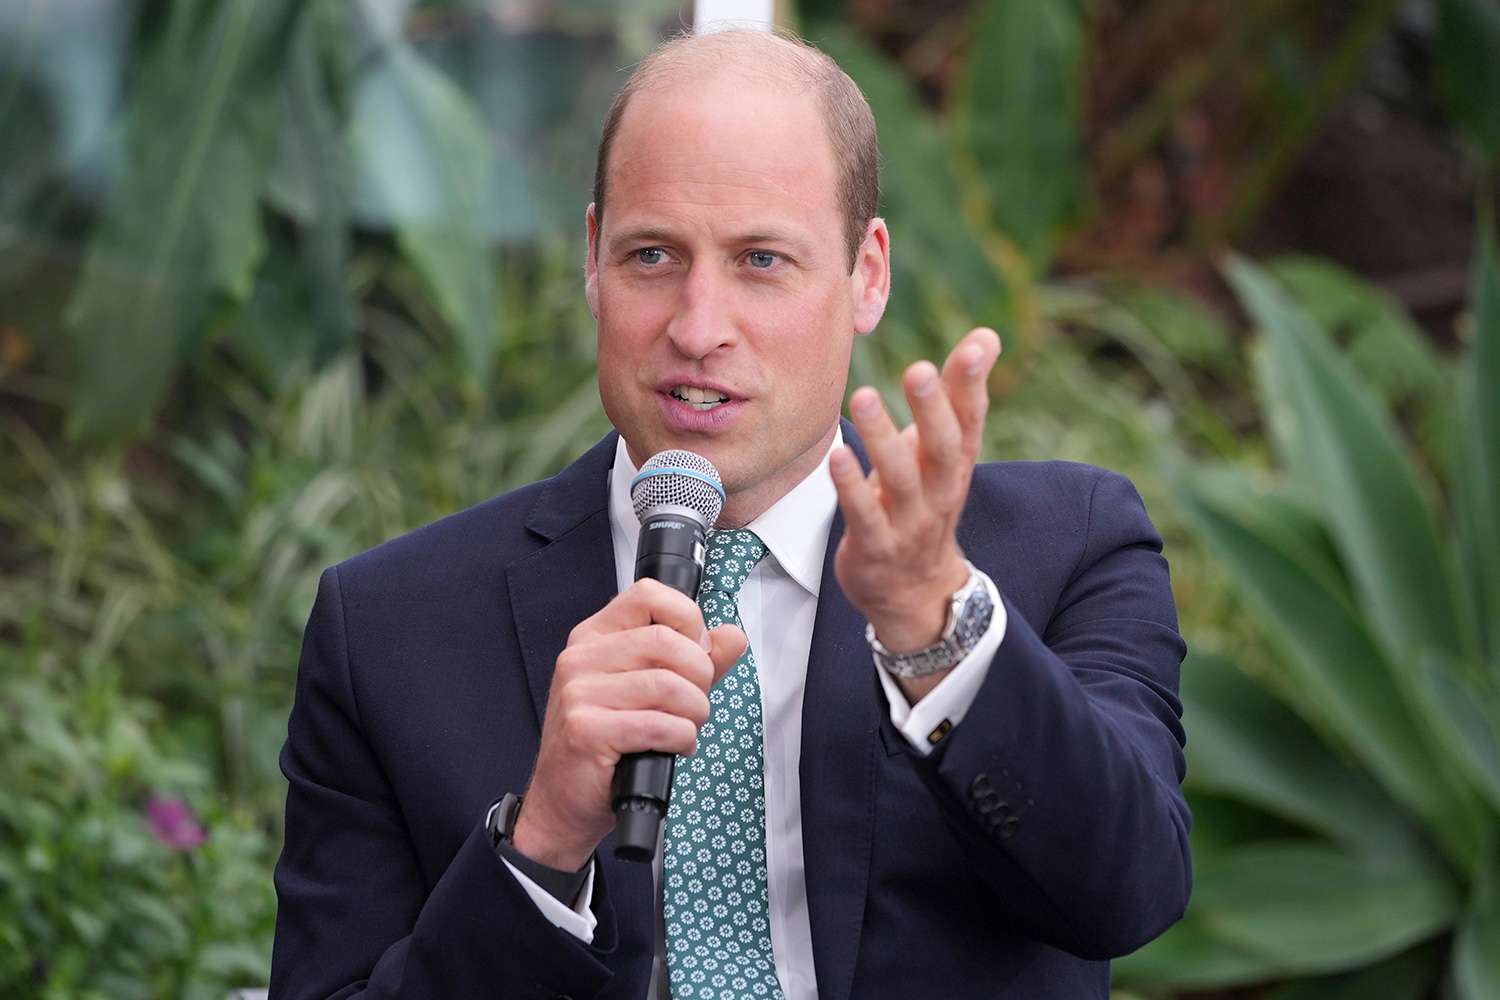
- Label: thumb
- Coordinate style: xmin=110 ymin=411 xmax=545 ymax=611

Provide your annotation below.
xmin=706 ymin=624 xmax=748 ymax=685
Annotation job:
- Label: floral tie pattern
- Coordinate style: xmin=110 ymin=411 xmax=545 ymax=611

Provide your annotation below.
xmin=663 ymin=528 xmax=784 ymax=1000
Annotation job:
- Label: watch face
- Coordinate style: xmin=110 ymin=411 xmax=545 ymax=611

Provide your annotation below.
xmin=954 ymin=586 xmax=995 ymax=649
xmin=489 ymin=793 xmax=524 ymax=847
xmin=867 ymin=568 xmax=995 ymax=678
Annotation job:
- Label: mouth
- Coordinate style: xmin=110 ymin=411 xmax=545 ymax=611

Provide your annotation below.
xmin=666 ymin=384 xmax=734 ymax=412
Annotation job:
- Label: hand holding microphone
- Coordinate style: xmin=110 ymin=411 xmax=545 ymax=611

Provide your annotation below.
xmin=511 ymin=451 xmax=745 ymax=871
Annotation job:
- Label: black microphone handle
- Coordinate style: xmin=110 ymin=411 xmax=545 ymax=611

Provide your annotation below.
xmin=612 ymin=511 xmax=707 ymax=862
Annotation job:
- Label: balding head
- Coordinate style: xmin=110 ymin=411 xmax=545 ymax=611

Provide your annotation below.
xmin=591 ymin=29 xmax=879 ymax=272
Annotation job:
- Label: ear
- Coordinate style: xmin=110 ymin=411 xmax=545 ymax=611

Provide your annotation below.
xmin=584 ymin=202 xmax=601 ymax=319
xmin=850 ymin=217 xmax=891 ymax=335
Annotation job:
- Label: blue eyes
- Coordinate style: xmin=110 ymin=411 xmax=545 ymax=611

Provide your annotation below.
xmin=630 ymin=248 xmax=781 ymax=270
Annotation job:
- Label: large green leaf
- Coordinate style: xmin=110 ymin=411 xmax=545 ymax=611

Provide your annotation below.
xmin=1192 ymin=843 xmax=1457 ymax=977
xmin=1438 ymin=0 xmax=1500 ymax=162
xmin=1115 ymin=287 xmax=1238 ymax=373
xmin=1181 ymin=651 xmax=1418 ymax=857
xmin=63 ymin=0 xmax=303 ymax=441
xmin=814 ymin=28 xmax=1007 ymax=338
xmin=1415 ymin=653 xmax=1500 ymax=815
xmin=1227 ymin=257 xmax=1468 ymax=667
xmin=1172 ymin=462 xmax=1487 ymax=867
xmin=1267 ymin=255 xmax=1451 ymax=486
xmin=1251 ymin=333 xmax=1321 ymax=509
xmin=1267 ymin=945 xmax=1440 ymax=1000
xmin=957 ymin=0 xmax=1084 ymax=271
xmin=1453 ymin=853 xmax=1500 ymax=999
xmin=1454 ymin=228 xmax=1500 ymax=669
xmin=257 ymin=0 xmax=357 ymax=369
xmin=349 ymin=26 xmax=499 ymax=390
xmin=1116 ymin=844 xmax=1456 ymax=990
xmin=1266 ymin=256 xmax=1445 ymax=406
xmin=1112 ymin=912 xmax=1280 ymax=990
xmin=1184 ymin=793 xmax=1311 ymax=868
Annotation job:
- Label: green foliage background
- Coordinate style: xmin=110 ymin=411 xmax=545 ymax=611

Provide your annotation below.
xmin=1 ymin=0 xmax=1497 ymax=996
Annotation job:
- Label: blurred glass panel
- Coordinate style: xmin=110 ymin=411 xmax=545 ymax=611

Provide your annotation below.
xmin=0 ymin=0 xmax=131 ymax=197
xmin=0 ymin=0 xmax=689 ymax=438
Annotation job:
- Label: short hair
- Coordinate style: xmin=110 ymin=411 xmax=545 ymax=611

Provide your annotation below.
xmin=591 ymin=28 xmax=880 ymax=273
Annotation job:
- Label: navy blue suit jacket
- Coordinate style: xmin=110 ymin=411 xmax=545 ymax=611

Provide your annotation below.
xmin=270 ymin=423 xmax=1191 ymax=999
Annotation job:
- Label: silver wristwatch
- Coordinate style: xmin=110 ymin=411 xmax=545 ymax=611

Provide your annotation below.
xmin=866 ymin=562 xmax=995 ymax=678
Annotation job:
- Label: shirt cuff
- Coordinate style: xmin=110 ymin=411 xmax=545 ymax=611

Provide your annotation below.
xmin=487 ymin=803 xmax=599 ymax=943
xmin=875 ymin=570 xmax=1007 ymax=756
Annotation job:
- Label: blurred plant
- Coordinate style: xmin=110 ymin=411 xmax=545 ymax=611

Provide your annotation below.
xmin=0 ymin=0 xmax=678 ymax=443
xmin=1438 ymin=0 xmax=1500 ymax=166
xmin=813 ymin=5 xmax=1269 ymax=667
xmin=1113 ymin=235 xmax=1500 ymax=997
xmin=0 ymin=631 xmax=278 ymax=999
xmin=0 ymin=263 xmax=613 ymax=817
xmin=831 ymin=0 xmax=1493 ymax=276
xmin=13 ymin=1 xmax=1494 ymax=996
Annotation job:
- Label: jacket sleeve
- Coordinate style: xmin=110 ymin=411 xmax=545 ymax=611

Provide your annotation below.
xmin=269 ymin=566 xmax=620 ymax=1000
xmin=890 ymin=469 xmax=1191 ymax=960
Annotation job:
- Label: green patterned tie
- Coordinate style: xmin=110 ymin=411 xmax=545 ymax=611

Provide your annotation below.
xmin=664 ymin=528 xmax=785 ymax=1000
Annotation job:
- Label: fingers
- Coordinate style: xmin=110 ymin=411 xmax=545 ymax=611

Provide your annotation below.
xmin=901 ymin=360 xmax=965 ymax=506
xmin=903 ymin=362 xmax=959 ymax=457
xmin=574 ymin=577 xmax=708 ymax=646
xmin=831 ymin=443 xmax=893 ymax=550
xmin=523 ymin=577 xmax=730 ymax=863
xmin=559 ymin=617 xmax=715 ymax=690
xmin=565 ymin=706 xmax=701 ymax=760
xmin=707 ymin=624 xmax=748 ymax=685
xmin=940 ymin=327 xmax=1001 ymax=452
xmin=552 ymin=621 xmax=749 ymax=769
xmin=849 ymin=386 xmax=923 ymax=520
xmin=843 ymin=330 xmax=999 ymax=526
xmin=572 ymin=668 xmax=712 ymax=727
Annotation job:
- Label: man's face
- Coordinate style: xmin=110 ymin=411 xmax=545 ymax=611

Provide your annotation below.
xmin=587 ymin=74 xmax=888 ymax=525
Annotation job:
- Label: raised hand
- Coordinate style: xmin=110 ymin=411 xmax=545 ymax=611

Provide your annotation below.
xmin=829 ymin=327 xmax=1002 ymax=700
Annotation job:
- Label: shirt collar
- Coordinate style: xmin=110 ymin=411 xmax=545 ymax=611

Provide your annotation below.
xmin=608 ymin=429 xmax=841 ymax=598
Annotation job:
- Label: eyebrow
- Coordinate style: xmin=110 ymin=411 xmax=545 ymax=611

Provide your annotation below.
xmin=607 ymin=227 xmax=679 ymax=252
xmin=735 ymin=230 xmax=816 ymax=256
xmin=606 ymin=225 xmax=817 ymax=259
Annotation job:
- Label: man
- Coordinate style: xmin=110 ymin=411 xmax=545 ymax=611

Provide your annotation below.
xmin=270 ymin=28 xmax=1190 ymax=1000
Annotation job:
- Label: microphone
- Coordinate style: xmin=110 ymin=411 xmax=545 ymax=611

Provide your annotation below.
xmin=611 ymin=449 xmax=725 ymax=862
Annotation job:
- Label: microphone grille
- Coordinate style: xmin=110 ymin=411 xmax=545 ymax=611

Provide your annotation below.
xmin=630 ymin=450 xmax=725 ymax=526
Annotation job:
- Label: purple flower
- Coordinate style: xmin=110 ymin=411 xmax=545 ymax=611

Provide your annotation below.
xmin=145 ymin=795 xmax=206 ymax=852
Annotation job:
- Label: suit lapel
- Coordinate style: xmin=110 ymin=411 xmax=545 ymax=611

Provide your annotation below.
xmin=800 ymin=420 xmax=880 ymax=1000
xmin=503 ymin=431 xmax=657 ymax=941
xmin=505 ymin=425 xmax=883 ymax=995
xmin=506 ymin=432 xmax=621 ymax=731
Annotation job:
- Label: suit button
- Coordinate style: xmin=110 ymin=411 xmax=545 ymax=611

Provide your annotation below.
xmin=970 ymin=774 xmax=993 ymax=798
xmin=999 ymin=816 xmax=1020 ymax=840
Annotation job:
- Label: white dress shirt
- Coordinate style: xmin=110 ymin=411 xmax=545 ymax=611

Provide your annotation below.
xmin=500 ymin=430 xmax=1007 ymax=999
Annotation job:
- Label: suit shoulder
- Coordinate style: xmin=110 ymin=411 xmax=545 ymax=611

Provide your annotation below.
xmin=966 ymin=459 xmax=1132 ymax=522
xmin=961 ymin=460 xmax=1155 ymax=566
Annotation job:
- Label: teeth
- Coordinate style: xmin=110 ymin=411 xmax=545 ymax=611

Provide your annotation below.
xmin=671 ymin=385 xmax=729 ymax=409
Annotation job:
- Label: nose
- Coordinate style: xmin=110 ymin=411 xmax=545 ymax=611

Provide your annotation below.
xmin=664 ymin=261 xmax=737 ymax=360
